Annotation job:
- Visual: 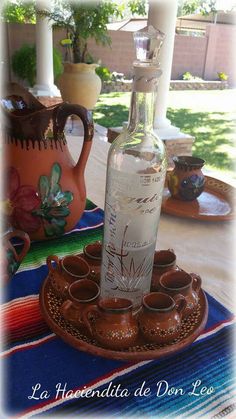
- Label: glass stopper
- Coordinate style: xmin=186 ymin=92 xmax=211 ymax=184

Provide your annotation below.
xmin=133 ymin=25 xmax=165 ymax=65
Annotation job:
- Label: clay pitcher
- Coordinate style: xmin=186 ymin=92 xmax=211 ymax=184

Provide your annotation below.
xmin=1 ymin=83 xmax=94 ymax=241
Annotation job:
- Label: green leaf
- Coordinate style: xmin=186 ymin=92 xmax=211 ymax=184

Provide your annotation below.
xmin=49 ymin=184 xmax=61 ymax=200
xmin=48 ymin=207 xmax=70 ymax=217
xmin=50 ymin=163 xmax=61 ymax=190
xmin=39 ymin=175 xmax=50 ymax=201
xmin=52 ymin=190 xmax=73 ymax=207
xmin=44 ymin=218 xmax=66 ymax=237
xmin=44 ymin=222 xmax=57 ymax=237
xmin=62 ymin=191 xmax=74 ymax=204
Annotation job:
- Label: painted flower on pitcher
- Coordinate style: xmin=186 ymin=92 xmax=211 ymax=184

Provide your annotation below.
xmin=33 ymin=163 xmax=73 ymax=237
xmin=3 ymin=164 xmax=73 ymax=238
xmin=4 ymin=167 xmax=41 ymax=232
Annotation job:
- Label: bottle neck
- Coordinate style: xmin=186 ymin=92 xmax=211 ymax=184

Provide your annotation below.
xmin=127 ymin=91 xmax=156 ymax=133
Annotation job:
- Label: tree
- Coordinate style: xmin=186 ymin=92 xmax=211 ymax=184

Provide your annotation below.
xmin=37 ymin=0 xmax=146 ymax=63
xmin=2 ymin=0 xmax=147 ymax=63
xmin=177 ymin=0 xmax=219 ymax=17
xmin=2 ymin=0 xmax=36 ymax=23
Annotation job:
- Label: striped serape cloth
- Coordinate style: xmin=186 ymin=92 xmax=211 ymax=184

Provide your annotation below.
xmin=2 ymin=200 xmax=235 ymax=418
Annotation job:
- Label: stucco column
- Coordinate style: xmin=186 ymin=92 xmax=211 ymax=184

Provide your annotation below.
xmin=31 ymin=0 xmax=60 ymax=97
xmin=148 ymin=0 xmax=179 ymax=136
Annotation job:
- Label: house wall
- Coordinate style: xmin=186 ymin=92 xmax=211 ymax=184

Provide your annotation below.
xmin=3 ymin=22 xmax=236 ymax=86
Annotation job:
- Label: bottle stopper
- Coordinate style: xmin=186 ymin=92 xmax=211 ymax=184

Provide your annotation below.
xmin=133 ymin=26 xmax=165 ymax=93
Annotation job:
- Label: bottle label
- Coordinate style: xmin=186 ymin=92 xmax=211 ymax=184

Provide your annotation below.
xmin=101 ymin=167 xmax=166 ymax=307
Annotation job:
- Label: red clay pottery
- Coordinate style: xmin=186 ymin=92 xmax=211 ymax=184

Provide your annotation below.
xmin=151 ymin=249 xmax=178 ymax=291
xmin=159 ymin=270 xmax=202 ymax=318
xmin=47 ymin=254 xmax=90 ymax=298
xmin=83 ymin=241 xmax=102 ymax=283
xmin=167 ymin=156 xmax=205 ymax=201
xmin=1 ymin=83 xmax=94 ymax=241
xmin=3 ymin=229 xmax=30 ymax=281
xmin=138 ymin=292 xmax=186 ymax=344
xmin=61 ymin=279 xmax=100 ymax=327
xmin=82 ymin=298 xmax=139 ymax=350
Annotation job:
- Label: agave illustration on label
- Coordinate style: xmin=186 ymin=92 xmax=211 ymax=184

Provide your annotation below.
xmin=104 ymin=224 xmax=153 ymax=293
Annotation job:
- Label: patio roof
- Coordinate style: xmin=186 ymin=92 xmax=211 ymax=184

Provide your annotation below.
xmin=107 ymin=18 xmax=147 ymax=32
xmin=177 ymin=10 xmax=236 ymax=30
xmin=107 ymin=10 xmax=236 ymax=34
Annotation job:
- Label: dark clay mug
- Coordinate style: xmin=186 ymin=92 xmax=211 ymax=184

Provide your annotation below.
xmin=82 ymin=298 xmax=139 ymax=350
xmin=61 ymin=279 xmax=100 ymax=327
xmin=167 ymin=155 xmax=205 ymax=201
xmin=3 ymin=230 xmax=30 ymax=281
xmin=47 ymin=254 xmax=90 ymax=298
xmin=159 ymin=269 xmax=202 ymax=318
xmin=138 ymin=292 xmax=187 ymax=344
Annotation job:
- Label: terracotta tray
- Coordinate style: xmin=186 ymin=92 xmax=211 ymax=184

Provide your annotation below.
xmin=161 ymin=176 xmax=235 ymax=221
xmin=39 ymin=273 xmax=208 ymax=361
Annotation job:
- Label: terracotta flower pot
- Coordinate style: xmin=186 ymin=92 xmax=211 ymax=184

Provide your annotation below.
xmin=58 ymin=62 xmax=102 ymax=109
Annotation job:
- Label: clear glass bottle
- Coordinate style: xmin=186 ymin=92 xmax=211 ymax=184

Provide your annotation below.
xmin=100 ymin=27 xmax=167 ymax=310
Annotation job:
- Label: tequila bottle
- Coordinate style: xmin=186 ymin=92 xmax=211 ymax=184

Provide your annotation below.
xmin=100 ymin=26 xmax=167 ymax=310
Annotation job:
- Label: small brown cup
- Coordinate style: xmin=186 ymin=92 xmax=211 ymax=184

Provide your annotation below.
xmin=151 ymin=249 xmax=178 ymax=291
xmin=138 ymin=292 xmax=187 ymax=344
xmin=61 ymin=279 xmax=100 ymax=327
xmin=159 ymin=270 xmax=202 ymax=318
xmin=47 ymin=254 xmax=90 ymax=298
xmin=82 ymin=297 xmax=139 ymax=350
xmin=83 ymin=241 xmax=102 ymax=284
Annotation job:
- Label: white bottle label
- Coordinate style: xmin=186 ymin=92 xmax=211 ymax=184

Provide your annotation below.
xmin=101 ymin=167 xmax=166 ymax=308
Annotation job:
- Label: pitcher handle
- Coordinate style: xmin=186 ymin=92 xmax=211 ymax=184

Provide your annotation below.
xmin=190 ymin=273 xmax=202 ymax=294
xmin=5 ymin=230 xmax=30 ymax=264
xmin=82 ymin=304 xmax=100 ymax=336
xmin=55 ymin=103 xmax=94 ymax=177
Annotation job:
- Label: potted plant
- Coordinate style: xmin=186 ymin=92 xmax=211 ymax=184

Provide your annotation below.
xmin=11 ymin=43 xmax=63 ymax=87
xmin=38 ymin=0 xmax=146 ymax=109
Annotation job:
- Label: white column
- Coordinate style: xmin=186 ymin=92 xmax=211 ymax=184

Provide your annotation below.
xmin=31 ymin=0 xmax=60 ymax=97
xmin=148 ymin=0 xmax=179 ymax=137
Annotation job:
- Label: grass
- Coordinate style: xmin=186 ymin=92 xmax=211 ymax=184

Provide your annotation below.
xmin=93 ymin=90 xmax=236 ymax=177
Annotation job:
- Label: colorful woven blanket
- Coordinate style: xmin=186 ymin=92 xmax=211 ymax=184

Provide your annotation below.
xmin=2 ymin=201 xmax=235 ymax=418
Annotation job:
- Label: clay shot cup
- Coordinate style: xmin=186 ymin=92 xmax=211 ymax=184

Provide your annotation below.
xmin=61 ymin=279 xmax=100 ymax=327
xmin=47 ymin=254 xmax=90 ymax=298
xmin=139 ymin=292 xmax=187 ymax=344
xmin=82 ymin=297 xmax=139 ymax=350
xmin=152 ymin=249 xmax=177 ymax=291
xmin=83 ymin=241 xmax=102 ymax=261
xmin=159 ymin=270 xmax=202 ymax=318
xmin=83 ymin=241 xmax=102 ymax=283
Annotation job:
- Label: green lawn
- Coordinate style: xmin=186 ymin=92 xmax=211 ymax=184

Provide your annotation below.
xmin=93 ymin=89 xmax=236 ymax=177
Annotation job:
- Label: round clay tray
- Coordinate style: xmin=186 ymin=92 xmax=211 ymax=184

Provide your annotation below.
xmin=161 ymin=175 xmax=235 ymax=221
xmin=39 ymin=273 xmax=208 ymax=361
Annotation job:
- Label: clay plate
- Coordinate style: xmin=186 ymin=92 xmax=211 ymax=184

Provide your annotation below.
xmin=161 ymin=176 xmax=235 ymax=221
xmin=39 ymin=273 xmax=208 ymax=361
